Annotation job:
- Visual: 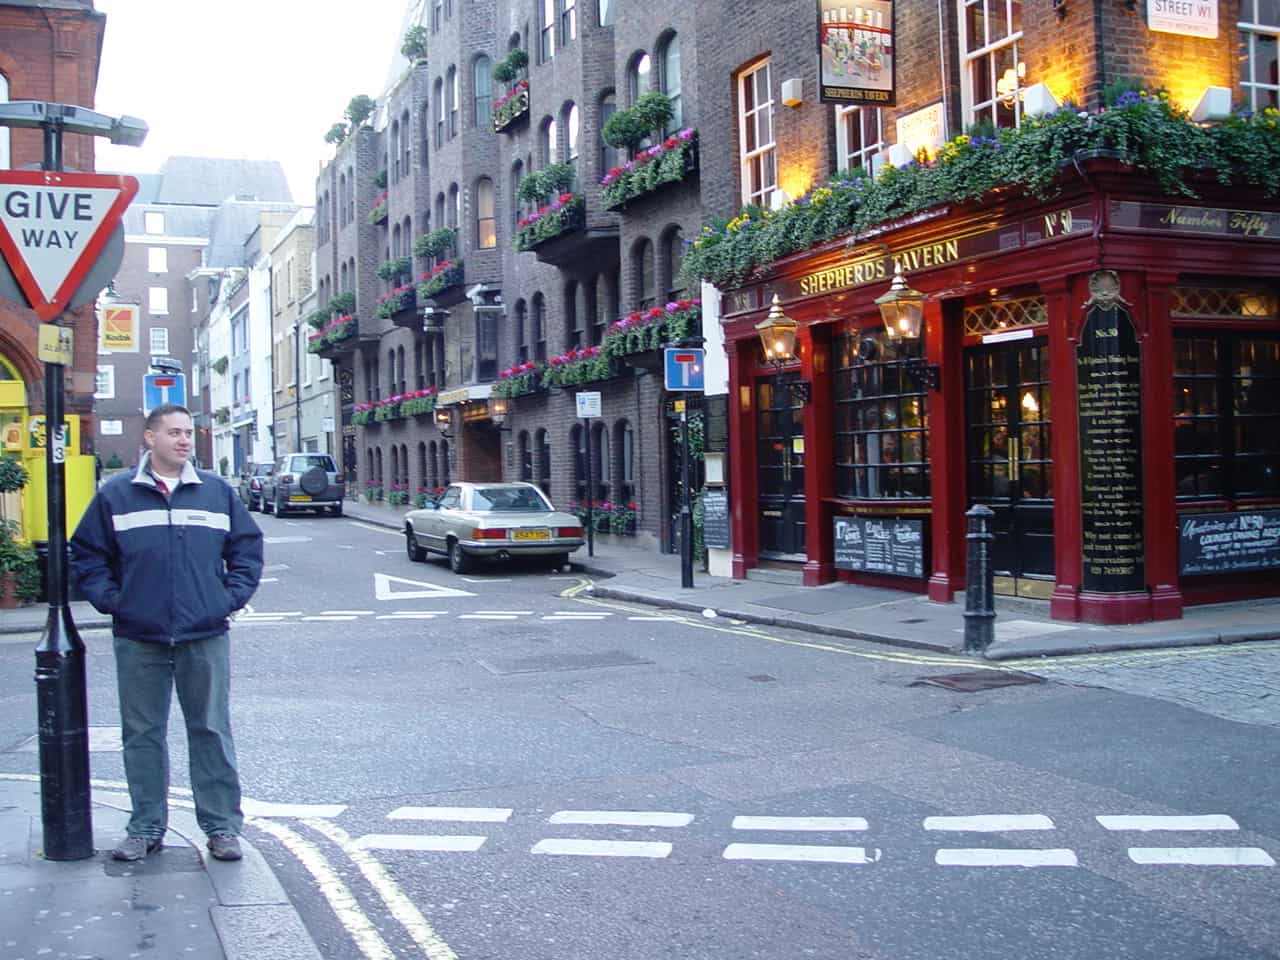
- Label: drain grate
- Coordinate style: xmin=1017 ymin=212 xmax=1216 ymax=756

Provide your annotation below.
xmin=910 ymin=670 xmax=1043 ymax=693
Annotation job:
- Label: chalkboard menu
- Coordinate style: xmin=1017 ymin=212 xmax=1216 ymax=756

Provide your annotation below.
xmin=701 ymin=489 xmax=730 ymax=548
xmin=1076 ymin=290 xmax=1144 ymax=593
xmin=1179 ymin=510 xmax=1280 ymax=576
xmin=833 ymin=516 xmax=925 ymax=578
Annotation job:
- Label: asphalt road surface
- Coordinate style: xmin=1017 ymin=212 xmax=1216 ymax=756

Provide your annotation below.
xmin=2 ymin=510 xmax=1277 ymax=960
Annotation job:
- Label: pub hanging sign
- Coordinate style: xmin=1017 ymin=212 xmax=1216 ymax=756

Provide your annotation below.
xmin=818 ymin=0 xmax=896 ymax=105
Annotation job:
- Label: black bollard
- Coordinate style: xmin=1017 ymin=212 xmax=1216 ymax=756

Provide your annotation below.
xmin=963 ymin=504 xmax=996 ymax=654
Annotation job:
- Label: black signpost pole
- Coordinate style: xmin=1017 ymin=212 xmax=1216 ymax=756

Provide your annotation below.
xmin=584 ymin=415 xmax=594 ymax=558
xmin=32 ymin=118 xmax=93 ymax=861
xmin=679 ymin=405 xmax=694 ymax=589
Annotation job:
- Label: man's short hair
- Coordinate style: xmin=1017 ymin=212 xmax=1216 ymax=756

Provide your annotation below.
xmin=144 ymin=403 xmax=191 ymax=431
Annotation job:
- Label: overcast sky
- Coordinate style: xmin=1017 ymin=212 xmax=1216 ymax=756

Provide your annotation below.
xmin=93 ymin=0 xmax=411 ymax=206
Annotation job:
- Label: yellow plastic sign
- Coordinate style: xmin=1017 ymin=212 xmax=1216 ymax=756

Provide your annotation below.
xmin=37 ymin=324 xmax=73 ymax=365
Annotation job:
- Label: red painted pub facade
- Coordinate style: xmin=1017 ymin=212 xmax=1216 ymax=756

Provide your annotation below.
xmin=720 ymin=163 xmax=1280 ymax=623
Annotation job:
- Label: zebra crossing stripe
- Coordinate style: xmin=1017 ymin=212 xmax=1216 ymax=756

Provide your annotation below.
xmin=1127 ymin=847 xmax=1275 ymax=866
xmin=531 ymin=839 xmax=672 ymax=858
xmin=924 ymin=815 xmax=1055 ymax=832
xmin=732 ymin=816 xmax=868 ymax=832
xmin=388 ymin=806 xmax=513 ymax=823
xmin=935 ymin=849 xmax=1078 ymax=867
xmin=1097 ymin=815 xmax=1239 ymax=831
xmin=548 ymin=810 xmax=693 ymax=827
xmin=723 ymin=843 xmax=880 ymax=864
xmin=353 ymin=835 xmax=488 ymax=853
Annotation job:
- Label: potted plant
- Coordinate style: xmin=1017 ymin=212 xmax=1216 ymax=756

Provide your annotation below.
xmin=0 ymin=522 xmax=39 ymax=608
xmin=401 ymin=25 xmax=429 ymax=64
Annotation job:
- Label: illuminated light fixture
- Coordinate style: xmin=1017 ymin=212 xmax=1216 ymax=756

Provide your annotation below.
xmin=434 ymin=405 xmax=454 ymax=438
xmin=489 ymin=393 xmax=510 ymax=426
xmin=755 ymin=295 xmax=812 ymax=401
xmin=997 ymin=62 xmax=1027 ymax=105
xmin=1022 ymin=82 xmax=1059 ymax=118
xmin=780 ymin=77 xmax=804 ymax=107
xmin=1021 ymin=390 xmax=1039 ymax=414
xmin=875 ymin=269 xmax=941 ymax=391
xmin=1190 ymin=86 xmax=1231 ymax=123
xmin=768 ymin=188 xmax=790 ymax=212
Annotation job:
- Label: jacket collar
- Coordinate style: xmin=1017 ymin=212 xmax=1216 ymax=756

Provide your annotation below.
xmin=132 ymin=451 xmax=202 ymax=490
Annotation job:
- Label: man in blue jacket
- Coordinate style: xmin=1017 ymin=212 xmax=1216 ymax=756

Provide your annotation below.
xmin=71 ymin=404 xmax=263 ymax=862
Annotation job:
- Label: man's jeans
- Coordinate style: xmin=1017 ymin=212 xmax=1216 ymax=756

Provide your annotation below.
xmin=114 ymin=633 xmax=243 ymax=839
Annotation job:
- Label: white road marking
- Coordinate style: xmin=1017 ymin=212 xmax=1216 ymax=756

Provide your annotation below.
xmin=474 ymin=610 xmax=533 ymax=615
xmin=263 ymin=563 xmax=290 ymax=571
xmin=259 ymin=577 xmax=279 ymax=583
xmin=1097 ymin=815 xmax=1239 ymax=832
xmin=243 ymin=800 xmax=348 ymax=818
xmin=237 ymin=615 xmax=287 ymax=623
xmin=935 ymin=849 xmax=1078 ymax=867
xmin=461 ymin=576 xmax=512 ymax=583
xmin=322 ymin=610 xmax=375 ymax=616
xmin=531 ymin=839 xmax=673 ymax=858
xmin=732 ymin=816 xmax=869 ymax=832
xmin=723 ymin=843 xmax=881 ymax=864
xmin=925 ymin=815 xmax=1056 ymax=832
xmin=304 ymin=818 xmax=460 ymax=960
xmin=251 ymin=818 xmax=397 ymax=960
xmin=627 ymin=616 xmax=681 ymax=621
xmin=459 ymin=614 xmax=519 ymax=620
xmin=389 ymin=806 xmax=514 ymax=823
xmin=375 ymin=572 xmax=476 ymax=600
xmin=375 ymin=613 xmax=441 ymax=620
xmin=302 ymin=615 xmax=359 ymax=622
xmin=1127 ymin=847 xmax=1275 ymax=866
xmin=543 ymin=611 xmax=614 ymax=617
xmin=353 ymin=835 xmax=487 ymax=852
xmin=351 ymin=521 xmax=401 ymax=536
xmin=548 ymin=810 xmax=693 ymax=827
xmin=265 ymin=536 xmax=313 ymax=544
xmin=543 ymin=615 xmax=610 ymax=621
xmin=240 ymin=611 xmax=302 ymax=618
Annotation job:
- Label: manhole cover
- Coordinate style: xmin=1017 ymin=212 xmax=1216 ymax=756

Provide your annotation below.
xmin=910 ymin=670 xmax=1043 ymax=692
xmin=478 ymin=650 xmax=652 ymax=675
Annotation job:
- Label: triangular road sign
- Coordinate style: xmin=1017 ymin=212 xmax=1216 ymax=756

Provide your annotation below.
xmin=0 ymin=170 xmax=138 ymax=321
xmin=373 ymin=572 xmax=476 ymax=600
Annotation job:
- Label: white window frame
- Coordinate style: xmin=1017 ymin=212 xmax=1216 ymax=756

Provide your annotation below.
xmin=541 ymin=0 xmax=556 ymax=61
xmin=148 ymin=286 xmax=168 ymax=315
xmin=1240 ymin=0 xmax=1280 ymax=111
xmin=149 ymin=327 xmax=169 ymax=355
xmin=737 ymin=59 xmax=777 ymax=208
xmin=147 ymin=247 xmax=167 ymax=273
xmin=303 ymin=337 xmax=313 ymax=387
xmin=94 ymin=364 xmax=115 ymax=399
xmin=958 ymin=0 xmax=1024 ymax=131
xmin=319 ymin=357 xmax=331 ymax=381
xmin=835 ymin=105 xmax=884 ymax=173
xmin=288 ymin=330 xmax=297 ymax=386
xmin=144 ymin=211 xmax=165 ymax=234
xmin=562 ymin=0 xmax=577 ymax=41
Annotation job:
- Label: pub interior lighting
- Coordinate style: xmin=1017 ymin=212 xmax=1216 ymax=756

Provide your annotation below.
xmin=997 ymin=62 xmax=1027 ymax=105
xmin=755 ymin=295 xmax=812 ymax=402
xmin=1190 ymin=86 xmax=1232 ymax=123
xmin=874 ymin=269 xmax=942 ymax=391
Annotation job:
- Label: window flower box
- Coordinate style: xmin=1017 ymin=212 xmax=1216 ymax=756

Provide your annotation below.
xmin=307 ymin=314 xmax=356 ymax=354
xmin=601 ymin=129 xmax=699 ymax=211
xmin=417 ymin=260 xmax=464 ymax=300
xmin=492 ymin=80 xmax=530 ymax=133
xmin=375 ymin=284 xmax=416 ymax=319
xmin=601 ymin=299 xmax=701 ymax=361
xmin=368 ymin=191 xmax=389 ymax=225
xmin=541 ymin=345 xmax=614 ymax=388
xmin=329 ymin=292 xmax=356 ymax=316
xmin=387 ymin=483 xmax=410 ymax=506
xmin=400 ymin=388 xmax=438 ymax=417
xmin=514 ymin=193 xmax=585 ymax=252
xmin=491 ymin=361 xmax=546 ymax=398
xmin=377 ymin=255 xmax=413 ymax=282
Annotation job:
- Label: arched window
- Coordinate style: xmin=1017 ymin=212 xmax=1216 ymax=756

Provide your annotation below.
xmin=511 ymin=160 xmax=524 ymax=226
xmin=531 ymin=292 xmax=547 ymax=361
xmin=338 ymin=173 xmax=347 ymax=226
xmin=390 ymin=447 xmax=399 ymax=494
xmin=447 ymin=66 xmax=459 ymax=138
xmin=599 ymin=91 xmax=619 ymax=176
xmin=433 ymin=78 xmax=445 ymax=148
xmin=564 ymin=280 xmax=579 ymax=349
xmin=662 ymin=226 xmax=686 ymax=300
xmin=420 ymin=103 xmax=431 ymax=162
xmin=564 ymin=102 xmax=580 ymax=165
xmin=571 ymin=424 xmax=586 ymax=502
xmin=346 ymin=167 xmax=354 ymax=221
xmin=634 ymin=238 xmax=655 ymax=309
xmin=414 ymin=341 xmax=425 ymax=389
xmin=435 ymin=191 xmax=446 ymax=228
xmin=390 ymin=119 xmax=401 ymax=181
xmin=417 ymin=442 xmax=427 ymax=495
xmin=627 ymin=52 xmax=651 ymax=105
xmin=591 ymin=421 xmax=610 ymax=502
xmin=475 ymin=177 xmax=496 ymax=249
xmin=594 ymin=271 xmax=614 ymax=345
xmin=400 ymin=444 xmax=409 ymax=489
xmin=386 ymin=349 xmax=396 ymax=396
xmin=518 ymin=431 xmax=533 ymax=481
xmin=514 ymin=299 xmax=528 ymax=363
xmin=397 ymin=346 xmax=406 ymax=393
xmin=401 ymin=110 xmax=412 ymax=175
xmin=366 ymin=448 xmax=374 ymax=487
xmin=375 ymin=447 xmax=384 ymax=495
xmin=473 ymin=55 xmax=493 ymax=126
xmin=440 ymin=439 xmax=451 ymax=485
xmin=447 ymin=184 xmax=459 ymax=229
xmin=392 ymin=222 xmax=402 ymax=259
xmin=614 ymin=419 xmax=635 ymax=502
xmin=428 ymin=441 xmax=440 ymax=489
xmin=536 ymin=428 xmax=552 ymax=496
xmin=658 ymin=33 xmax=682 ymax=133
xmin=540 ymin=116 xmax=558 ymax=167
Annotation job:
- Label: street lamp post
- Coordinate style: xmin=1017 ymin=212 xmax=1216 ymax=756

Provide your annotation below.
xmin=0 ymin=101 xmax=146 ymax=861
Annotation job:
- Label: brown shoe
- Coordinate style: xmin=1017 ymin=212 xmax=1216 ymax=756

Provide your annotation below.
xmin=206 ymin=833 xmax=242 ymax=861
xmin=112 ymin=835 xmax=163 ymax=861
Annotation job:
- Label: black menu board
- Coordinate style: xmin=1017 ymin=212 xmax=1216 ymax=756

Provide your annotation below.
xmin=833 ymin=516 xmax=925 ymax=578
xmin=1076 ymin=298 xmax=1145 ymax=593
xmin=1179 ymin=510 xmax=1280 ymax=576
xmin=701 ymin=490 xmax=730 ymax=548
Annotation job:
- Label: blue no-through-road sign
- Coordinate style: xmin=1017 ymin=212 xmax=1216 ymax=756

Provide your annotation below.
xmin=143 ymin=372 xmax=187 ymax=413
xmin=663 ymin=347 xmax=705 ymax=392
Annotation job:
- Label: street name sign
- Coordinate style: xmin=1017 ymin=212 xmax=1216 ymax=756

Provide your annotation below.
xmin=576 ymin=391 xmax=602 ymax=418
xmin=664 ymin=347 xmax=706 ymax=391
xmin=37 ymin=324 xmax=73 ymax=365
xmin=143 ymin=372 xmax=186 ymax=414
xmin=0 ymin=170 xmax=138 ymax=320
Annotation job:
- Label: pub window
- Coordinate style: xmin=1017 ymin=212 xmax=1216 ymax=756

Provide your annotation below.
xmin=958 ymin=0 xmax=1024 ymax=130
xmin=515 ymin=298 xmax=529 ymax=363
xmin=658 ymin=33 xmax=682 ymax=133
xmin=1239 ymin=0 xmax=1280 ymax=110
xmin=536 ymin=428 xmax=552 ymax=496
xmin=532 ymin=292 xmax=547 ymax=362
xmin=599 ymin=91 xmax=620 ymax=177
xmin=835 ymin=105 xmax=883 ymax=174
xmin=434 ymin=78 xmax=445 ymax=148
xmin=1174 ymin=333 xmax=1280 ymax=500
xmin=518 ymin=431 xmax=534 ymax=481
xmin=476 ymin=177 xmax=497 ymax=248
xmin=833 ymin=331 xmax=930 ymax=499
xmin=447 ymin=66 xmax=459 ymax=139
xmin=737 ymin=58 xmax=776 ymax=207
xmin=476 ymin=308 xmax=499 ymax=381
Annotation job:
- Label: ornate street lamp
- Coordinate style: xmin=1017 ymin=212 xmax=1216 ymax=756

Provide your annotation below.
xmin=754 ymin=295 xmax=812 ymax=401
xmin=874 ymin=268 xmax=941 ymax=391
xmin=488 ymin=393 xmax=511 ymax=429
xmin=434 ymin=404 xmax=454 ymax=438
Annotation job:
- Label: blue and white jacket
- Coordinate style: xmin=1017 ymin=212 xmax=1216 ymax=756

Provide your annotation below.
xmin=70 ymin=455 xmax=264 ymax=644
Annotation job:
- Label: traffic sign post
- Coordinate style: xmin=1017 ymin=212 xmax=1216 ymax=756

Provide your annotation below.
xmin=663 ymin=346 xmax=705 ymax=588
xmin=143 ymin=372 xmax=187 ymax=414
xmin=0 ymin=105 xmax=143 ymax=862
xmin=576 ymin=392 xmax=601 ymax=558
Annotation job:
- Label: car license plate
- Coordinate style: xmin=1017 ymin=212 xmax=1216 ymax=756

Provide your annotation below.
xmin=512 ymin=529 xmax=550 ymax=541
xmin=289 ymin=494 xmax=311 ymax=502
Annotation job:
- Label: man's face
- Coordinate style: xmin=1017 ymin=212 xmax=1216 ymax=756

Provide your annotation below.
xmin=144 ymin=412 xmax=193 ymax=474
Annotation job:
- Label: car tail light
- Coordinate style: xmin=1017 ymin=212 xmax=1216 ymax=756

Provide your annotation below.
xmin=557 ymin=526 xmax=584 ymax=538
xmin=336 ymin=472 xmax=345 ymax=483
xmin=471 ymin=528 xmax=508 ymax=540
xmin=279 ymin=474 xmax=295 ymax=485
xmin=250 ymin=479 xmax=261 ymax=490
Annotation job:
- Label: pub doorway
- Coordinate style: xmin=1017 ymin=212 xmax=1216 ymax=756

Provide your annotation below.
xmin=757 ymin=373 xmax=806 ymax=559
xmin=965 ymin=338 xmax=1055 ymax=597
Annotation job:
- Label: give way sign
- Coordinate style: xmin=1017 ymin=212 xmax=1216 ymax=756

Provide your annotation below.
xmin=0 ymin=170 xmax=138 ymax=321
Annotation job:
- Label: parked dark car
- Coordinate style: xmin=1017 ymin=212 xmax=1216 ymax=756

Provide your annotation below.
xmin=237 ymin=463 xmax=275 ymax=511
xmin=260 ymin=453 xmax=345 ymax=517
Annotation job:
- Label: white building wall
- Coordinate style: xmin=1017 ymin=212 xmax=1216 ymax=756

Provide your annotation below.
xmin=248 ymin=258 xmax=275 ymax=464
xmin=207 ymin=288 xmax=233 ymax=477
